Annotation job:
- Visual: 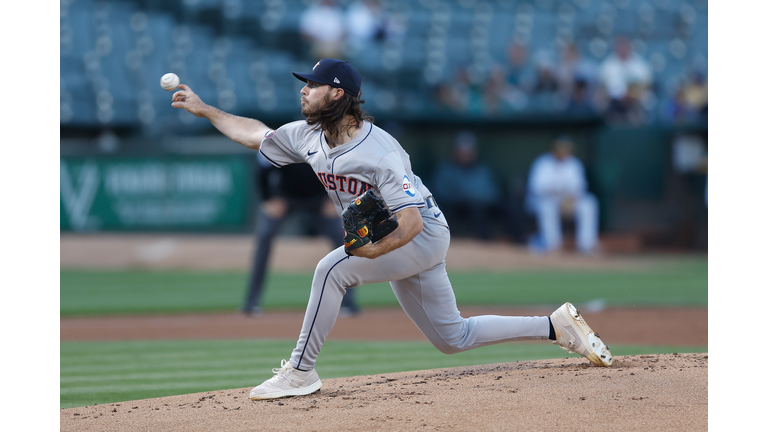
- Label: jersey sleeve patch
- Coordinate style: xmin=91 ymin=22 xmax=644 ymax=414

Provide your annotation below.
xmin=402 ymin=175 xmax=416 ymax=197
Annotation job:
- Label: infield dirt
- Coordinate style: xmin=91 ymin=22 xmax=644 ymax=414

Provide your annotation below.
xmin=60 ymin=234 xmax=708 ymax=431
xmin=60 ymin=353 xmax=707 ymax=432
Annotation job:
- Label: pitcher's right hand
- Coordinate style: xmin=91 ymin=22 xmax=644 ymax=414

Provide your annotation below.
xmin=171 ymin=84 xmax=209 ymax=117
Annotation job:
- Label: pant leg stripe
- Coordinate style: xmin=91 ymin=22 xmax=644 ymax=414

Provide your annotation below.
xmin=296 ymin=255 xmax=349 ymax=370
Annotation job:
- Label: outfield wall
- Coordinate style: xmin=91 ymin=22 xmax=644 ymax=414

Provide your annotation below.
xmin=60 ymin=122 xmax=707 ymax=249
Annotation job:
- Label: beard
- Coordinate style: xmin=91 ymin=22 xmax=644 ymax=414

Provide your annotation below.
xmin=301 ymin=92 xmax=332 ymax=118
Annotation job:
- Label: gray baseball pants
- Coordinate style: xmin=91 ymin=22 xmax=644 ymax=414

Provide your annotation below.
xmin=290 ymin=211 xmax=550 ymax=371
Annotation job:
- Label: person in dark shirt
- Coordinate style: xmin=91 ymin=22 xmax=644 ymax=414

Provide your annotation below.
xmin=242 ymin=154 xmax=360 ymax=316
xmin=430 ymin=131 xmax=502 ymax=241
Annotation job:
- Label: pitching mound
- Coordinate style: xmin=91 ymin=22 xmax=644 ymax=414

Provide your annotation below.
xmin=60 ymin=353 xmax=707 ymax=431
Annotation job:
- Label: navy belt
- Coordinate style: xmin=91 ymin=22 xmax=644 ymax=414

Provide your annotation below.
xmin=426 ymin=196 xmax=438 ymax=209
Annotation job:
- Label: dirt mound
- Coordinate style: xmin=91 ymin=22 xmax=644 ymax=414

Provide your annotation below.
xmin=60 ymin=353 xmax=707 ymax=432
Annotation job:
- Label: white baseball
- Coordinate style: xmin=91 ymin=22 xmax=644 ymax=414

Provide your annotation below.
xmin=160 ymin=73 xmax=180 ymax=91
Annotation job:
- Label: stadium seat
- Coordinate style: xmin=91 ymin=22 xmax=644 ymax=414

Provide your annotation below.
xmin=59 ymin=0 xmax=708 ymax=128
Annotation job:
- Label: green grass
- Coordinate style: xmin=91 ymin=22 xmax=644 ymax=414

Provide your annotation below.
xmin=60 ymin=256 xmax=707 ymax=316
xmin=60 ymin=338 xmax=707 ymax=409
xmin=60 ymin=255 xmax=707 ymax=408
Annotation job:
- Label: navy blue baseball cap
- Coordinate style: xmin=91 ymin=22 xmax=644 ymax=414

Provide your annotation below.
xmin=292 ymin=59 xmax=362 ymax=98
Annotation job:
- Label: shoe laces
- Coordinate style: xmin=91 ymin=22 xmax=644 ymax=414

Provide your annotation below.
xmin=266 ymin=359 xmax=294 ymax=383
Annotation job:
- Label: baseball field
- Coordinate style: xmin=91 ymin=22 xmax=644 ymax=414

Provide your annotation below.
xmin=60 ymin=234 xmax=708 ymax=431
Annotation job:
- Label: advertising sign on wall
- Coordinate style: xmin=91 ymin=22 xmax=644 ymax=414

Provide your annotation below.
xmin=60 ymin=156 xmax=252 ymax=231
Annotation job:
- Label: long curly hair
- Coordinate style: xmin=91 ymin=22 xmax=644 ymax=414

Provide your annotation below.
xmin=305 ymin=91 xmax=374 ymax=138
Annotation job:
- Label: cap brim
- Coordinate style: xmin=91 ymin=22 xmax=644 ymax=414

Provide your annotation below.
xmin=292 ymin=72 xmax=332 ymax=87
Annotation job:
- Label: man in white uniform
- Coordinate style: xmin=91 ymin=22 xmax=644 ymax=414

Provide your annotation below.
xmin=525 ymin=136 xmax=599 ymax=254
xmin=171 ymin=58 xmax=613 ymax=401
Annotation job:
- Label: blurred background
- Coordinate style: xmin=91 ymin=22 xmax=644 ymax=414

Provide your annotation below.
xmin=60 ymin=0 xmax=708 ymax=251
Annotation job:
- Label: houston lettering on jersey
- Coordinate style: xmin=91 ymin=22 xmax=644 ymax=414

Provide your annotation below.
xmin=317 ymin=173 xmax=372 ymax=195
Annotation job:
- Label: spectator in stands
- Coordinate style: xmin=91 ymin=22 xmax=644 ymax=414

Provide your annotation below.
xmin=504 ymin=41 xmax=536 ymax=94
xmin=661 ymin=71 xmax=707 ymax=124
xmin=531 ymin=50 xmax=559 ymax=94
xmin=433 ymin=80 xmax=461 ymax=111
xmin=556 ymin=43 xmax=597 ymax=114
xmin=596 ymin=36 xmax=653 ymax=125
xmin=682 ymin=71 xmax=708 ymax=118
xmin=661 ymin=86 xmax=692 ymax=124
xmin=242 ymin=154 xmax=360 ymax=317
xmin=490 ymin=40 xmax=537 ymax=111
xmin=476 ymin=42 xmax=531 ymax=113
xmin=430 ymin=131 xmax=502 ymax=241
xmin=299 ymin=0 xmax=345 ymax=60
xmin=433 ymin=71 xmax=466 ymax=112
xmin=434 ymin=66 xmax=484 ymax=113
xmin=344 ymin=0 xmax=391 ymax=54
xmin=525 ymin=136 xmax=599 ymax=254
xmin=565 ymin=78 xmax=596 ymax=114
xmin=483 ymin=65 xmax=510 ymax=113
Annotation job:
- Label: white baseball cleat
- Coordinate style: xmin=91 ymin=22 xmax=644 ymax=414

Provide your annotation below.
xmin=249 ymin=359 xmax=322 ymax=400
xmin=550 ymin=302 xmax=613 ymax=367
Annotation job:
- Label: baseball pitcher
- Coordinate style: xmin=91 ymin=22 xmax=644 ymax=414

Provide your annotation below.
xmin=171 ymin=58 xmax=613 ymax=401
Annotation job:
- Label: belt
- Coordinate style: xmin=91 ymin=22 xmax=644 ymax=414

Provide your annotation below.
xmin=426 ymin=196 xmax=438 ymax=209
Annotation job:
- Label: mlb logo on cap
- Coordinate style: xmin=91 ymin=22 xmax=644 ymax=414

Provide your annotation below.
xmin=293 ymin=59 xmax=363 ymax=98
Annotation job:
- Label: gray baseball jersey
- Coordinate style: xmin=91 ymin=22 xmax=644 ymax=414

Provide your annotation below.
xmin=259 ymin=120 xmax=436 ymax=221
xmin=260 ymin=120 xmax=550 ymax=371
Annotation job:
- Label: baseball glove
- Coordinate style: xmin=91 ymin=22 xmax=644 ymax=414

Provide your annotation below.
xmin=342 ymin=190 xmax=399 ymax=255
